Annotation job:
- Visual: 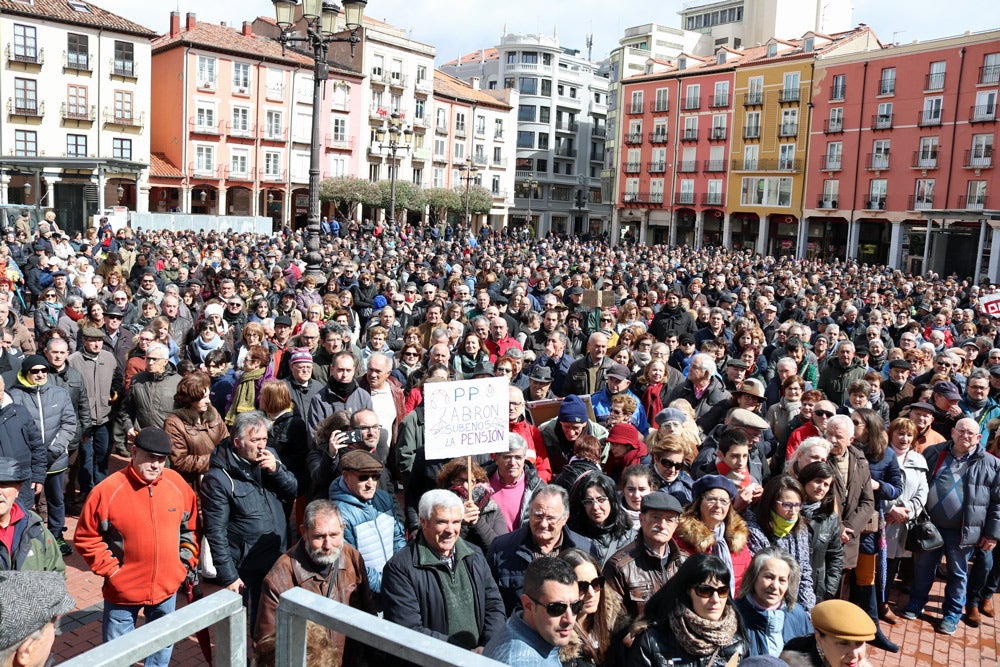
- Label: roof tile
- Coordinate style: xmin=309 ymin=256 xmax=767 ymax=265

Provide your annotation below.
xmin=0 ymin=0 xmax=156 ymax=37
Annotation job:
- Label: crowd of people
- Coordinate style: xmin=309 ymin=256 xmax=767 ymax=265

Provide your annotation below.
xmin=2 ymin=210 xmax=1000 ymax=667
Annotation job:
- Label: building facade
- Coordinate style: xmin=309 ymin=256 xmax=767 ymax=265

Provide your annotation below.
xmin=679 ymin=0 xmax=852 ymax=51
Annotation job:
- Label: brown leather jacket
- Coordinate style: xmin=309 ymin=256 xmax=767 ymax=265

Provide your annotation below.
xmin=602 ymin=535 xmax=683 ymax=619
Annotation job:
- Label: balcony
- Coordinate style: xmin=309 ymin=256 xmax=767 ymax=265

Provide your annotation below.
xmin=964 ymin=149 xmax=993 ymax=169
xmin=111 ymin=60 xmax=136 ymax=79
xmin=60 ymin=102 xmax=95 ymax=122
xmin=590 ymin=151 xmax=604 ymax=163
xmin=871 ymin=113 xmax=893 ymax=130
xmin=472 ymin=154 xmax=488 ymax=167
xmin=7 ymin=99 xmax=43 ymax=118
xmin=865 ymin=197 xmax=886 ymax=210
xmin=878 ymin=80 xmax=896 ymax=96
xmin=959 ymin=195 xmax=988 ymax=209
xmin=829 ymin=85 xmax=846 ymax=101
xmin=817 ymin=197 xmax=840 ymax=209
xmin=556 ymin=121 xmax=579 ymax=133
xmin=925 ymin=72 xmax=945 ymax=91
xmin=823 ymin=119 xmax=844 ymax=134
xmin=911 ymin=152 xmax=938 ymax=169
xmin=435 ymin=121 xmax=448 ymax=134
xmin=454 ymin=125 xmax=466 ymax=138
xmin=678 ymin=160 xmax=697 ymax=173
xmin=744 ymin=125 xmax=761 ymax=140
xmin=704 ymin=160 xmax=726 ymax=172
xmin=649 ymin=131 xmax=668 ymax=144
xmin=822 ymin=157 xmax=842 ymax=171
xmin=918 ymin=110 xmax=943 ymax=127
xmin=702 ymin=192 xmax=723 ymax=205
xmin=627 ymin=104 xmax=644 ymax=115
xmin=680 ymin=129 xmax=698 ymax=142
xmin=649 ymin=100 xmax=669 ymax=113
xmin=675 ymin=191 xmax=695 ymax=205
xmin=908 ymin=195 xmax=934 ymax=210
xmin=971 ymin=105 xmax=997 ymax=123
xmin=779 ymin=123 xmax=798 ymax=137
xmin=648 ymin=160 xmax=666 ymax=173
xmin=624 ymin=132 xmax=643 ymax=145
xmin=6 ymin=44 xmax=43 ymax=66
xmin=867 ymin=152 xmax=890 ymax=170
xmin=710 ymin=94 xmax=729 ymax=108
xmin=324 ymin=134 xmax=353 ymax=150
xmin=624 ymin=161 xmax=641 ymax=173
xmin=622 ymin=192 xmax=640 ymax=204
xmin=189 ymin=116 xmax=222 ymax=135
xmin=63 ymin=51 xmax=91 ymax=72
xmin=491 ymin=155 xmax=506 ymax=167
xmin=980 ymin=64 xmax=1000 ymax=85
xmin=683 ymin=97 xmax=701 ymax=111
xmin=389 ymin=74 xmax=407 ymax=89
xmin=593 ymin=126 xmax=607 ymax=138
xmin=743 ymin=92 xmax=763 ymax=107
xmin=709 ymin=127 xmax=727 ymax=141
xmin=780 ymin=87 xmax=800 ymax=103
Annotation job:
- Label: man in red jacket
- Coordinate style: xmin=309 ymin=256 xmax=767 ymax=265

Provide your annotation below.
xmin=74 ymin=428 xmax=198 ymax=667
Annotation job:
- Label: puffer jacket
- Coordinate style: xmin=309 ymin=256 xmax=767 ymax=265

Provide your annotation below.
xmin=0 ymin=398 xmax=45 ymax=509
xmin=328 ymin=475 xmax=405 ymax=594
xmin=127 ymin=365 xmax=183 ymax=430
xmin=67 ymin=348 xmax=122 ymax=426
xmin=0 ymin=504 xmax=65 ymax=573
xmin=603 ymin=536 xmax=683 ymax=618
xmin=46 ymin=363 xmax=92 ymax=451
xmin=817 ymin=357 xmax=866 ymax=406
xmin=164 ymin=407 xmax=229 ymax=488
xmin=800 ymin=504 xmax=844 ymax=603
xmin=7 ymin=373 xmax=76 ymax=473
xmin=922 ymin=441 xmax=1000 ymax=548
xmin=199 ymin=440 xmax=298 ymax=586
xmin=744 ymin=510 xmax=816 ymax=611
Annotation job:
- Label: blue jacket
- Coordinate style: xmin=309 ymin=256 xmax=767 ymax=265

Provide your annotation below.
xmin=960 ymin=396 xmax=1000 ymax=447
xmin=922 ymin=442 xmax=1000 ymax=548
xmin=483 ymin=611 xmax=562 ymax=666
xmin=735 ymin=597 xmax=812 ymax=658
xmin=329 ymin=475 xmax=405 ymax=593
xmin=591 ymin=388 xmax=649 ymax=436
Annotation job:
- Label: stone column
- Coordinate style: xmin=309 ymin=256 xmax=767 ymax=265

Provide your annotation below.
xmin=796 ymin=217 xmax=810 ymax=259
xmin=668 ymin=210 xmax=678 ymax=246
xmin=694 ymin=210 xmax=705 ymax=249
xmin=888 ymin=220 xmax=903 ymax=270
xmin=756 ymin=216 xmax=768 ymax=255
xmin=989 ymin=226 xmax=1000 ymax=284
xmin=722 ymin=213 xmax=732 ymax=248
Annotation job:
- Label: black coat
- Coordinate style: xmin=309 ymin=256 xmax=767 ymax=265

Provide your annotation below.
xmin=801 ymin=505 xmax=844 ymax=603
xmin=0 ymin=401 xmax=45 ymax=509
xmin=627 ymin=616 xmax=748 ymax=667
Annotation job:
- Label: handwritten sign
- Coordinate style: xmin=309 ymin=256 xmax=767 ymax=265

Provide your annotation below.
xmin=982 ymin=292 xmax=1000 ymax=317
xmin=423 ymin=378 xmax=510 ymax=460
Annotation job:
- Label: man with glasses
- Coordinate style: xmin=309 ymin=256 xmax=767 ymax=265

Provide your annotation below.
xmin=604 ymin=492 xmax=685 ymax=618
xmin=7 ymin=355 xmax=76 ymax=556
xmin=508 ymin=384 xmax=551 ymax=483
xmin=383 ymin=490 xmax=505 ymax=654
xmin=785 ymin=399 xmax=837 ymax=461
xmin=131 ymin=270 xmax=163 ymax=307
xmin=487 ymin=485 xmax=596 ymax=614
xmin=126 ymin=342 xmax=182 ymax=432
xmin=485 ymin=556 xmax=581 ymax=663
xmin=359 ymin=353 xmax=403 ymax=449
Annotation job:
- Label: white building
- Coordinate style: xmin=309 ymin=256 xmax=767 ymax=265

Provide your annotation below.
xmin=442 ymin=33 xmax=613 ymax=237
xmin=679 ymin=0 xmax=853 ymax=50
xmin=0 ymin=0 xmax=155 ymax=231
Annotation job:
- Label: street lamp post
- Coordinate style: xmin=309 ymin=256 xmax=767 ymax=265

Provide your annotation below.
xmin=272 ymin=0 xmax=367 ymax=284
xmin=524 ymin=173 xmax=538 ymax=230
xmin=375 ymin=112 xmax=412 ymax=228
xmin=460 ymin=158 xmax=479 ymax=231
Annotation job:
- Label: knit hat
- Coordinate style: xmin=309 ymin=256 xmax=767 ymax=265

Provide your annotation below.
xmin=21 ymin=355 xmax=47 ymax=373
xmin=558 ymin=394 xmax=588 ymax=423
xmin=0 ymin=570 xmax=75 ymax=650
xmin=692 ymin=474 xmax=737 ymax=500
xmin=204 ymin=303 xmax=224 ymax=318
xmin=373 ymin=295 xmax=387 ymax=310
xmin=289 ymin=348 xmax=313 ymax=365
xmin=607 ymin=423 xmax=641 ymax=447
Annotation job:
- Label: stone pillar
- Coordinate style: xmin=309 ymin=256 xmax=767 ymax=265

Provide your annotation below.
xmin=97 ymin=170 xmax=107 ymax=214
xmin=668 ymin=210 xmax=678 ymax=246
xmin=638 ymin=211 xmax=648 ymax=245
xmin=217 ymin=186 xmax=228 ymax=217
xmin=694 ymin=210 xmax=705 ymax=249
xmin=796 ymin=217 xmax=810 ymax=259
xmin=722 ymin=213 xmax=732 ymax=248
xmin=756 ymin=216 xmax=768 ymax=255
xmin=846 ymin=219 xmax=860 ymax=261
xmin=888 ymin=220 xmax=904 ymax=270
xmin=0 ymin=174 xmax=9 ymax=205
xmin=609 ymin=207 xmax=620 ymax=247
xmin=180 ymin=186 xmax=192 ymax=214
xmin=989 ymin=226 xmax=1000 ymax=284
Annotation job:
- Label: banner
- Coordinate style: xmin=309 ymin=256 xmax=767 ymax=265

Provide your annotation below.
xmin=982 ymin=292 xmax=1000 ymax=317
xmin=423 ymin=378 xmax=510 ymax=460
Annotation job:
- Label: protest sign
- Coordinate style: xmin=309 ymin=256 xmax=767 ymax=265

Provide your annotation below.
xmin=982 ymin=292 xmax=1000 ymax=317
xmin=423 ymin=377 xmax=510 ymax=460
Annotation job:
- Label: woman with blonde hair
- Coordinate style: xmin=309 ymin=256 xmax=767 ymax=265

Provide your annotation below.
xmin=649 ymin=433 xmax=695 ymax=507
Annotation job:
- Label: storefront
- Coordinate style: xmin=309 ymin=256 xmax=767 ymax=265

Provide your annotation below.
xmin=805 ymin=216 xmax=849 ymax=260
xmin=728 ymin=213 xmax=760 ymax=252
xmin=767 ymin=215 xmax=799 ymax=257
xmin=857 ymin=218 xmax=891 ymax=265
xmin=703 ymin=209 xmax=725 ymax=246
xmin=674 ymin=209 xmax=696 ymax=246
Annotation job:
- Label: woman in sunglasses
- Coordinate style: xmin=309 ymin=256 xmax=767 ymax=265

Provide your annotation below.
xmin=627 ymin=553 xmax=747 ymax=667
xmin=558 ymin=548 xmax=630 ymax=667
xmin=734 ymin=547 xmax=812 ymax=657
xmin=744 ymin=476 xmax=816 ymax=610
xmin=649 ymin=436 xmax=694 ymax=508
xmin=567 ymin=472 xmax=635 ymax=566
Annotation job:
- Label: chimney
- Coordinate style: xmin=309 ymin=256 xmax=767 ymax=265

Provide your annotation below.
xmin=471 ymin=76 xmax=481 ymax=91
xmin=185 ymin=12 xmax=196 ymax=31
xmin=242 ymin=21 xmax=253 ymax=37
xmin=169 ymin=11 xmax=180 ymax=37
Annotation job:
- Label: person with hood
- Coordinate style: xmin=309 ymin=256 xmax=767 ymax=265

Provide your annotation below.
xmin=6 ymin=355 xmax=76 ymax=556
xmin=604 ymin=421 xmax=648 ymax=483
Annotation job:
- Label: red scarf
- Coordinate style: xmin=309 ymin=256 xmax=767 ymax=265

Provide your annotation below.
xmin=642 ymin=382 xmax=664 ymax=418
xmin=716 ymin=459 xmax=754 ymax=489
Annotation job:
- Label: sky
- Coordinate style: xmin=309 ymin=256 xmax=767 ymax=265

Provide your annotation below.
xmin=102 ymin=0 xmax=989 ymax=60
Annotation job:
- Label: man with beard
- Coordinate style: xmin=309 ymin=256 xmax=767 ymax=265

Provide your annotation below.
xmin=649 ymin=289 xmax=697 ymax=341
xmin=255 ymin=500 xmax=375 ymax=659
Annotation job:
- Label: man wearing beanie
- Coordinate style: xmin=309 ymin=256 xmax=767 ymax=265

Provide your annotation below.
xmin=75 ymin=427 xmax=198 ymax=667
xmin=538 ymin=394 xmax=609 ymax=474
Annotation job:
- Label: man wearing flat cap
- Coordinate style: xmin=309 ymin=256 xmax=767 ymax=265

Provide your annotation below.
xmin=0 ymin=569 xmax=75 ymax=667
xmin=781 ymin=599 xmax=876 ymax=667
xmin=75 ymin=427 xmax=198 ymax=667
xmin=590 ymin=362 xmax=649 ymax=436
xmin=0 ymin=458 xmax=63 ymax=572
xmin=68 ymin=327 xmax=123 ymax=492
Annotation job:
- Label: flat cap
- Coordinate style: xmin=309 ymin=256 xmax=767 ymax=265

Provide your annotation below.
xmin=810 ymin=599 xmax=877 ymax=642
xmin=641 ymin=492 xmax=684 ymax=514
xmin=932 ymin=381 xmax=961 ymax=401
xmin=133 ymin=427 xmax=172 ymax=456
xmin=340 ymin=449 xmax=383 ymax=474
xmin=725 ymin=357 xmax=749 ymax=369
xmin=728 ymin=407 xmax=769 ymax=429
xmin=888 ymin=359 xmax=911 ymax=370
xmin=274 ymin=316 xmax=293 ymax=327
xmin=0 ymin=570 xmax=75 ymax=650
xmin=606 ymin=363 xmax=631 ymax=380
xmin=990 ymin=364 xmax=1000 ymax=377
xmin=908 ymin=401 xmax=937 ymax=413
xmin=81 ymin=326 xmax=105 ymax=339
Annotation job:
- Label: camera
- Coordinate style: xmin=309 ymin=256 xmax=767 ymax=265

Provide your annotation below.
xmin=343 ymin=429 xmax=365 ymax=447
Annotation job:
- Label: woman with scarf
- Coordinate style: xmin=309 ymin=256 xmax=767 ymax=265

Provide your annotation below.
xmin=187 ymin=318 xmax=228 ymax=366
xmin=635 ymin=360 xmax=670 ymax=420
xmin=559 ymin=548 xmax=631 ymax=667
xmin=648 ymin=434 xmax=695 ymax=508
xmin=767 ymin=375 xmax=805 ymax=450
xmin=744 ymin=475 xmax=816 ymax=610
xmin=224 ymin=344 xmax=270 ymax=426
xmin=627 ymin=553 xmax=748 ymax=667
xmin=452 ymin=331 xmax=488 ymax=380
xmin=796 ymin=461 xmax=844 ymax=604
xmin=735 ymin=547 xmax=813 ymax=657
xmin=673 ymin=475 xmax=752 ymax=594
xmin=33 ymin=288 xmax=65 ymax=337
xmin=568 ymin=471 xmax=636 ymax=565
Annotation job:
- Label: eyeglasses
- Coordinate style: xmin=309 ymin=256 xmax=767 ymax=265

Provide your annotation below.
xmin=693 ymin=584 xmax=730 ymax=599
xmin=392 ymin=300 xmax=404 ymax=305
xmin=776 ymin=501 xmax=802 ymax=512
xmin=703 ymin=496 xmax=731 ymax=507
xmin=578 ymin=576 xmax=605 ymax=594
xmin=814 ymin=410 xmax=835 ymax=418
xmin=28 ymin=367 xmax=48 ymax=375
xmin=582 ymin=496 xmax=609 ymax=506
xmin=356 ymin=424 xmax=380 ymax=432
xmin=531 ymin=512 xmax=563 ymax=524
xmin=527 ymin=595 xmax=585 ymax=618
xmin=403 ymin=351 xmax=420 ymax=357
xmin=658 ymin=459 xmax=686 ymax=471
xmin=509 ymin=400 xmax=525 ymax=407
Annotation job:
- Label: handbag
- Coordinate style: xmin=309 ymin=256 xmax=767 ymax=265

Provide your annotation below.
xmin=905 ymin=512 xmax=944 ymax=552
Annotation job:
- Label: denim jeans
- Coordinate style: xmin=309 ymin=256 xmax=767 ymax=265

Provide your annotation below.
xmin=44 ymin=471 xmax=65 ymax=537
xmin=78 ymin=424 xmax=110 ymax=494
xmin=103 ymin=594 xmax=177 ymax=667
xmin=906 ymin=527 xmax=974 ymax=622
xmin=968 ymin=546 xmax=1000 ymax=608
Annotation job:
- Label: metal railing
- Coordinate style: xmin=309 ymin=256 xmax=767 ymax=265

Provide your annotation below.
xmin=276 ymin=588 xmax=504 ymax=667
xmin=61 ymin=590 xmax=245 ymax=667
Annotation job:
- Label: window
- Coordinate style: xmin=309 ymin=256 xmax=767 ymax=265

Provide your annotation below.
xmin=782 ymin=72 xmax=800 ymax=101
xmin=432 ymin=168 xmax=444 ymax=188
xmin=519 ymin=78 xmax=537 ymax=95
xmin=683 ymin=116 xmax=698 ymax=140
xmin=13 ymin=25 xmax=37 ymax=62
xmin=778 ymin=144 xmax=796 ymax=170
xmin=970 ymin=134 xmax=994 ymax=167
xmin=803 ymin=37 xmax=815 ymax=53
xmin=822 ymin=180 xmax=839 ymax=206
xmin=651 ymin=147 xmax=667 ymax=171
xmin=67 ymin=84 xmax=87 ymax=117
xmin=921 ymin=97 xmax=943 ymax=125
xmin=713 ymin=81 xmax=729 ymax=107
xmin=649 ymin=179 xmax=664 ymax=203
xmin=454 ymin=143 xmax=465 ymax=159
xmin=331 ymin=117 xmax=346 ymax=142
xmin=233 ymin=62 xmax=251 ymax=92
xmin=830 ymin=74 xmax=846 ymax=100
xmin=14 ymin=78 xmax=37 ymax=113
xmin=981 ymin=53 xmax=1000 ymax=85
xmin=517 ymin=131 xmax=535 ymax=148
xmin=413 ymin=99 xmax=425 ymax=120
xmin=652 ymin=119 xmax=668 ymax=142
xmin=476 ymin=115 xmax=486 ymax=136
xmin=927 ymin=61 xmax=945 ymax=90
xmin=914 ymin=179 xmax=934 ymax=208
xmin=684 ymin=84 xmax=700 ymax=110
xmin=114 ymin=91 xmax=132 ymax=121
xmin=14 ymin=130 xmax=37 ymax=157
xmin=434 ymin=138 xmax=445 ymax=157
xmin=264 ymin=151 xmax=281 ymax=178
xmin=711 ymin=114 xmax=727 ymax=139
xmin=974 ymin=90 xmax=997 ymax=121
xmin=828 ymin=107 xmax=843 ymax=132
xmin=197 ymin=56 xmax=217 ymax=89
xmin=495 ymin=119 xmax=504 ymax=139
xmin=522 ymin=52 xmax=538 ymax=64
xmin=371 ymin=54 xmax=384 ymax=78
xmin=966 ymin=181 xmax=987 ymax=208
xmin=630 ymin=90 xmax=643 ymax=114
xmin=747 ymin=76 xmax=763 ymax=105
xmin=878 ymin=67 xmax=896 ymax=95
xmin=232 ymin=106 xmax=250 ymax=135
xmin=876 ymin=102 xmax=893 ymax=128
xmin=541 ymin=79 xmax=551 ymax=96
xmin=416 ymin=65 xmax=427 ymax=85
xmin=706 ymin=179 xmax=722 ymax=204
xmin=196 ymin=105 xmax=216 ymax=131
xmin=766 ymin=43 xmax=777 ymax=58
xmin=825 ymin=142 xmax=843 ymax=170
xmin=66 ymin=134 xmax=87 ymax=157
xmin=743 ymin=144 xmax=759 ymax=170
xmin=537 ymin=133 xmax=549 ymax=149
xmin=265 ymin=110 xmax=283 ymax=139
xmin=872 ymin=139 xmax=890 ymax=169
xmin=518 ymin=105 xmax=535 ymax=122
xmin=780 ymin=108 xmax=798 ymax=137
xmin=412 ymin=167 xmax=422 ymax=185
xmin=491 ymin=175 xmax=500 ymax=195
xmin=112 ymin=138 xmax=131 ymax=160
xmin=917 ymin=137 xmax=939 ymax=167
xmin=266 ymin=68 xmax=284 ymax=100
xmin=745 ymin=111 xmax=761 ymax=138
xmin=506 ymin=52 xmax=518 ymax=65
xmin=740 ymin=177 xmax=793 ymax=206
xmin=67 ymin=33 xmax=89 ymax=69
xmin=624 ymin=178 xmax=639 ymax=201
xmin=113 ymin=41 xmax=134 ymax=77
xmin=868 ymin=179 xmax=887 ymax=208
xmin=195 ymin=145 xmax=214 ymax=173
xmin=655 ymin=87 xmax=669 ymax=112
xmin=391 ymin=59 xmax=402 ymax=82
xmin=231 ymin=149 xmax=249 ymax=177
xmin=539 ymin=107 xmax=550 ymax=123
xmin=679 ymin=180 xmax=695 ymax=204
xmin=493 ymin=146 xmax=502 ymax=164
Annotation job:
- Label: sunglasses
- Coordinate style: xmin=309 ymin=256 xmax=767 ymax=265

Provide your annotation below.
xmin=658 ymin=459 xmax=686 ymax=471
xmin=28 ymin=367 xmax=48 ymax=375
xmin=527 ymin=595 xmax=585 ymax=617
xmin=814 ymin=410 xmax=835 ymax=418
xmin=578 ymin=576 xmax=605 ymax=594
xmin=353 ymin=473 xmax=380 ymax=482
xmin=693 ymin=584 xmax=730 ymax=599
